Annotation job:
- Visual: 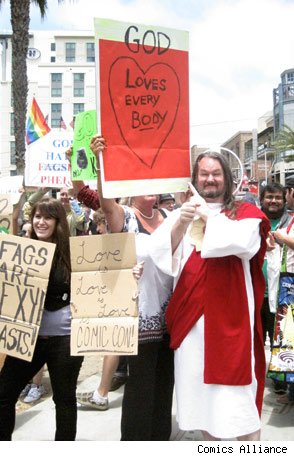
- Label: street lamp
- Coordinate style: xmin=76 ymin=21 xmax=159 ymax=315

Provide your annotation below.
xmin=264 ymin=147 xmax=267 ymax=183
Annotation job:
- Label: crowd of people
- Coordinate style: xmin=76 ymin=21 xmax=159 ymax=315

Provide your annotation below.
xmin=0 ymin=136 xmax=294 ymax=441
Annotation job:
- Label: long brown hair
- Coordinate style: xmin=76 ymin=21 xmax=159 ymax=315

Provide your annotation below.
xmin=191 ymin=151 xmax=236 ymax=214
xmin=30 ymin=197 xmax=71 ymax=282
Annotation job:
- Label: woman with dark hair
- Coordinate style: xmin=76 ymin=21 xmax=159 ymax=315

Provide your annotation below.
xmin=87 ymin=135 xmax=174 ymax=441
xmin=0 ymin=198 xmax=84 ymax=441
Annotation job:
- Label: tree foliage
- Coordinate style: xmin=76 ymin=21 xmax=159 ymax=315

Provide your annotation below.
xmin=273 ymin=124 xmax=294 ymax=152
xmin=272 ymin=124 xmax=294 ymax=162
xmin=0 ymin=1 xmax=63 ymax=174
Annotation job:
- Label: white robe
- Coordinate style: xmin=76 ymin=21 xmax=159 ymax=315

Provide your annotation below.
xmin=151 ymin=204 xmax=263 ymax=439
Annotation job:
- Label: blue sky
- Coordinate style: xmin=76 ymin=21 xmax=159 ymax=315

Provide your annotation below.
xmin=1 ymin=0 xmax=294 ymax=148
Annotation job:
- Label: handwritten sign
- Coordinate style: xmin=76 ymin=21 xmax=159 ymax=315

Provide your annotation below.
xmin=25 ymin=130 xmax=73 ymax=188
xmin=70 ymin=232 xmax=138 ymax=355
xmin=71 ymin=110 xmax=97 ymax=181
xmin=94 ymin=18 xmax=191 ymax=198
xmin=0 ymin=353 xmax=5 ymax=371
xmin=0 ymin=235 xmax=56 ymax=361
xmin=0 ymin=195 xmax=13 ymax=234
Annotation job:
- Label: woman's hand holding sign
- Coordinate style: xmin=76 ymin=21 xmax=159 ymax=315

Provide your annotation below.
xmin=90 ymin=135 xmax=106 ymax=160
xmin=132 ymin=261 xmax=145 ymax=280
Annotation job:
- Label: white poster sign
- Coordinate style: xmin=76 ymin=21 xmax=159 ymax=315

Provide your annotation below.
xmin=25 ymin=130 xmax=73 ymax=188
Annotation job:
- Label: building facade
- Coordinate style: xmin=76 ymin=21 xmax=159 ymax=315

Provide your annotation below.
xmin=273 ymin=68 xmax=294 ymax=135
xmin=0 ymin=30 xmax=97 ymax=178
xmin=221 ymin=69 xmax=294 ymax=186
xmin=271 ymin=68 xmax=294 ymax=183
xmin=243 ymin=112 xmax=274 ymax=185
xmin=221 ymin=131 xmax=252 ymax=181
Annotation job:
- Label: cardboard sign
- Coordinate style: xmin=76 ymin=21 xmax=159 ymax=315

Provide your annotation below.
xmin=70 ymin=232 xmax=138 ymax=355
xmin=71 ymin=317 xmax=138 ymax=355
xmin=0 ymin=235 xmax=56 ymax=361
xmin=71 ymin=110 xmax=98 ymax=181
xmin=0 ymin=353 xmax=5 ymax=371
xmin=25 ymin=130 xmax=73 ymax=188
xmin=94 ymin=18 xmax=191 ymax=198
xmin=0 ymin=194 xmax=13 ymax=234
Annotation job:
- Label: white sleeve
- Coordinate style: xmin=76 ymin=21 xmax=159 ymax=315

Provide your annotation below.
xmin=150 ymin=209 xmax=183 ymax=277
xmin=201 ymin=213 xmax=262 ymax=260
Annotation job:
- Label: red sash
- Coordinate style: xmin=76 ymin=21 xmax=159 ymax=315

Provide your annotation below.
xmin=166 ymin=202 xmax=270 ymax=414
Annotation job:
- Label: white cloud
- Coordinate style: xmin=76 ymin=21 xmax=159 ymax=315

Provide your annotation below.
xmin=2 ymin=0 xmax=294 ymax=148
xmin=187 ymin=0 xmax=294 ymax=146
xmin=35 ymin=0 xmax=184 ymax=30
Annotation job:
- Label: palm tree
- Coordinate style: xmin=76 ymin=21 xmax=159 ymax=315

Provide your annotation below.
xmin=272 ymin=124 xmax=294 ymax=162
xmin=0 ymin=0 xmax=64 ymax=174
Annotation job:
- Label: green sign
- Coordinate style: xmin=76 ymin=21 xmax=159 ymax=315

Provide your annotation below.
xmin=71 ymin=110 xmax=97 ymax=181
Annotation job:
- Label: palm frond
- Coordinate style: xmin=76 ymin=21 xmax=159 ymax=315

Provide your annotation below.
xmin=272 ymin=124 xmax=294 ymax=152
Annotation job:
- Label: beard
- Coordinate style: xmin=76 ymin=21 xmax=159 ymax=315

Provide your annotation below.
xmin=261 ymin=205 xmax=285 ymax=220
xmin=198 ymin=185 xmax=224 ymax=200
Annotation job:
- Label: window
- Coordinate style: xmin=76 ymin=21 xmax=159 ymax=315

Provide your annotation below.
xmin=65 ymin=42 xmax=76 ymax=62
xmin=10 ymin=141 xmax=16 ymax=165
xmin=286 ymin=72 xmax=294 ymax=84
xmin=10 ymin=112 xmax=14 ymax=136
xmin=52 ymin=73 xmax=61 ymax=82
xmin=273 ymin=87 xmax=279 ymax=106
xmin=51 ymin=103 xmax=62 ymax=128
xmin=51 ymin=42 xmax=56 ymax=52
xmin=51 ymin=56 xmax=56 ymax=63
xmin=73 ymin=73 xmax=84 ymax=97
xmin=86 ymin=42 xmax=95 ymax=62
xmin=288 ymin=85 xmax=294 ymax=98
xmin=51 ymin=73 xmax=62 ymax=97
xmin=73 ymin=103 xmax=84 ymax=115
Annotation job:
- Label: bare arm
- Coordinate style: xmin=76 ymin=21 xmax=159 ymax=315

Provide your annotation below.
xmin=91 ymin=135 xmax=125 ymax=233
xmin=27 ymin=187 xmax=48 ymax=205
xmin=274 ymin=228 xmax=294 ymax=250
xmin=72 ymin=180 xmax=87 ymax=195
xmin=12 ymin=189 xmax=27 ymax=235
xmin=65 ymin=145 xmax=100 ymax=209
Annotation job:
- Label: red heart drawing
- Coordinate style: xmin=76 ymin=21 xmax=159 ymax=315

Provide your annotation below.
xmin=108 ymin=57 xmax=180 ymax=168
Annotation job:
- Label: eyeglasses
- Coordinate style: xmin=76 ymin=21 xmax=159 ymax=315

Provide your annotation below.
xmin=264 ymin=195 xmax=284 ymax=201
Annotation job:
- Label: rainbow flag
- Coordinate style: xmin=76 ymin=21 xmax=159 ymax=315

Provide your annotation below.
xmin=26 ymin=97 xmax=51 ymax=145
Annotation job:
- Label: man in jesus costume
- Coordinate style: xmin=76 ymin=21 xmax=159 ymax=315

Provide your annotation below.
xmin=150 ymin=151 xmax=270 ymax=440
